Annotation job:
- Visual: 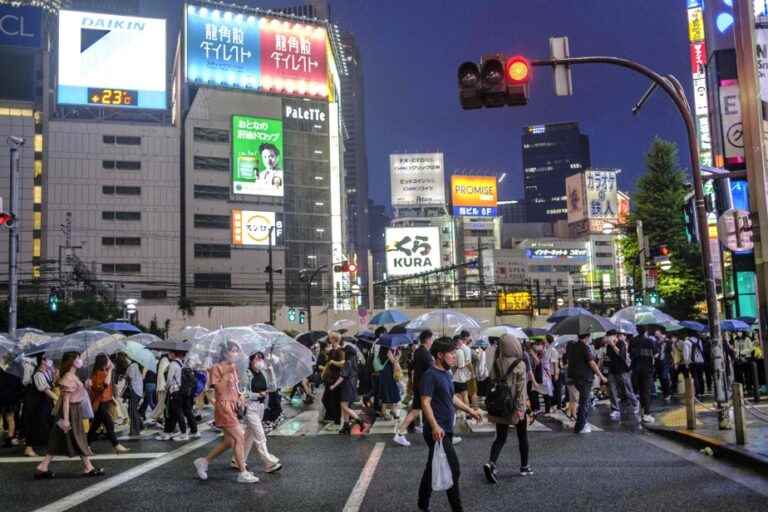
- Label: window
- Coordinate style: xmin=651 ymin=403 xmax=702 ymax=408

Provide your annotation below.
xmin=141 ymin=290 xmax=167 ymax=299
xmin=102 ymin=237 xmax=141 ymax=247
xmin=193 ymin=185 xmax=230 ymax=200
xmin=594 ymin=241 xmax=611 ymax=247
xmin=102 ymin=211 xmax=141 ymax=221
xmin=103 ymin=186 xmax=141 ymax=196
xmin=194 ymin=243 xmax=231 ymax=258
xmin=595 ymin=252 xmax=613 ymax=258
xmin=194 ymin=214 xmax=230 ymax=229
xmin=103 ymin=160 xmax=141 ymax=170
xmin=103 ymin=135 xmax=141 ymax=146
xmin=193 ymin=155 xmax=229 ymax=172
xmin=193 ymin=127 xmax=229 ymax=144
xmin=194 ymin=273 xmax=231 ymax=289
xmin=101 ymin=263 xmax=141 ymax=274
xmin=597 ymin=265 xmax=614 ymax=271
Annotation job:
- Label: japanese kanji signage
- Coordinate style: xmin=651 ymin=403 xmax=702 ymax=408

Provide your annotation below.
xmin=385 ymin=227 xmax=441 ymax=277
xmin=232 ymin=210 xmax=283 ymax=247
xmin=390 ymin=153 xmax=446 ymax=206
xmin=231 ymin=115 xmax=284 ymax=197
xmin=584 ymin=170 xmax=618 ymax=220
xmin=497 ymin=291 xmax=532 ymax=315
xmin=185 ymin=6 xmax=328 ymax=98
xmin=526 ymin=247 xmax=589 ymax=261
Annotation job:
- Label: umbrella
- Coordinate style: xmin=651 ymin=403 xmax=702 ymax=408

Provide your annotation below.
xmin=341 ymin=337 xmax=365 ymax=363
xmin=594 ymin=316 xmax=618 ymax=333
xmin=480 ymin=325 xmax=529 ymax=340
xmin=376 ymin=333 xmax=412 ymax=349
xmin=63 ymin=318 xmax=102 ymax=334
xmin=43 ymin=330 xmax=117 ymax=360
xmin=550 ymin=315 xmax=607 ymax=336
xmin=258 ymin=333 xmax=315 ymax=389
xmin=97 ymin=322 xmax=142 ymax=335
xmin=369 ymin=309 xmax=409 ymax=326
xmin=124 ymin=333 xmax=162 ymax=347
xmin=736 ymin=316 xmax=757 ymax=325
xmin=147 ymin=339 xmax=190 ymax=352
xmin=523 ymin=327 xmax=549 ymax=338
xmin=0 ymin=336 xmax=17 ymax=370
xmin=721 ymin=319 xmax=752 ymax=332
xmin=680 ymin=320 xmax=707 ymax=333
xmin=611 ymin=306 xmax=676 ymax=327
xmin=547 ymin=307 xmax=592 ymax=323
xmin=121 ymin=340 xmax=158 ymax=372
xmin=251 ymin=323 xmax=281 ymax=333
xmin=331 ymin=319 xmax=357 ymax=332
xmin=173 ymin=325 xmax=210 ymax=342
xmin=296 ymin=330 xmax=327 ymax=348
xmin=406 ymin=309 xmax=481 ymax=337
xmin=614 ymin=319 xmax=638 ymax=336
xmin=471 ymin=338 xmax=490 ymax=349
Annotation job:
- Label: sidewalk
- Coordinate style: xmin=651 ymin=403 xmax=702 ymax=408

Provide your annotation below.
xmin=645 ymin=398 xmax=768 ymax=475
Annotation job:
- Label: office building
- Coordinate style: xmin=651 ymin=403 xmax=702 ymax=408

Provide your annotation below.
xmin=522 ymin=122 xmax=591 ymax=223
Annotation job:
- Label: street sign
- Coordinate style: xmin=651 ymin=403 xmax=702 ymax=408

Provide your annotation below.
xmin=717 ymin=208 xmax=754 ymax=252
xmin=549 ymin=36 xmax=573 ymax=96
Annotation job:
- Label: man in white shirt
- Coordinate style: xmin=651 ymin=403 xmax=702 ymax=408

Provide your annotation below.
xmin=149 ymin=353 xmax=170 ymax=425
xmin=452 ymin=331 xmax=473 ymax=443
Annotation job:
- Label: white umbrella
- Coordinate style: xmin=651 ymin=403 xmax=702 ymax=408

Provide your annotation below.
xmin=406 ymin=309 xmax=482 ymax=337
xmin=331 ymin=319 xmax=357 ymax=332
xmin=480 ymin=325 xmax=529 ymax=340
xmin=124 ymin=333 xmax=163 ymax=347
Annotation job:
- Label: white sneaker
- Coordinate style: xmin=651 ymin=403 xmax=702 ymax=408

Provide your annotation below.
xmin=414 ymin=425 xmax=423 ymax=434
xmin=193 ymin=458 xmax=208 ymax=480
xmin=609 ymin=411 xmax=621 ymax=421
xmin=452 ymin=436 xmax=462 ymax=445
xmin=642 ymin=414 xmax=655 ymax=424
xmin=172 ymin=433 xmax=189 ymax=442
xmin=393 ymin=433 xmax=411 ymax=447
xmin=190 ymin=432 xmax=201 ymax=439
xmin=237 ymin=471 xmax=259 ymax=484
xmin=155 ymin=433 xmax=172 ymax=441
xmin=578 ymin=425 xmax=593 ymax=434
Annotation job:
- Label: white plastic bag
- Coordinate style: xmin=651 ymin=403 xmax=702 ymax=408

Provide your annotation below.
xmin=431 ymin=440 xmax=453 ymax=491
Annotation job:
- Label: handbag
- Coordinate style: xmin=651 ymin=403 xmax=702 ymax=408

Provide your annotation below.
xmin=431 ymin=441 xmax=453 ymax=491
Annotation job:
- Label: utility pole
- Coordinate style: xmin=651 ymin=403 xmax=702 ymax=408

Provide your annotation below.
xmin=267 ymin=225 xmax=274 ymax=325
xmin=7 ymin=137 xmax=24 ymax=339
xmin=637 ymin=220 xmax=647 ymax=304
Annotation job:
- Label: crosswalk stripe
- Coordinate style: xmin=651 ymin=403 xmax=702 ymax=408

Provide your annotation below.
xmin=0 ymin=453 xmax=167 ymax=463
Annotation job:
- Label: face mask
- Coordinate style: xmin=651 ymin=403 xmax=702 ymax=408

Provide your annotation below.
xmin=44 ymin=359 xmax=54 ymax=369
xmin=73 ymin=358 xmax=83 ymax=369
xmin=255 ymin=361 xmax=266 ymax=371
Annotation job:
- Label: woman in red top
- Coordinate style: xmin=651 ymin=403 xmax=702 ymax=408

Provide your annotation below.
xmin=87 ymin=354 xmax=128 ymax=454
xmin=193 ymin=341 xmax=258 ymax=484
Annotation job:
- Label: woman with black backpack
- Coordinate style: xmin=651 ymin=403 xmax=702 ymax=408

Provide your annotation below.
xmin=483 ymin=334 xmax=532 ymax=483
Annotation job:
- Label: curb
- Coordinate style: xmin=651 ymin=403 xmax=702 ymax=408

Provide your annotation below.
xmin=645 ymin=424 xmax=768 ymax=476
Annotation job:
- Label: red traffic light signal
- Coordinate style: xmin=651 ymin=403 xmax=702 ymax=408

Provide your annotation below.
xmin=505 ymin=56 xmax=531 ymax=84
xmin=0 ymin=213 xmax=14 ymax=226
xmin=348 ymin=263 xmax=358 ymax=273
xmin=457 ymin=54 xmax=531 ymax=109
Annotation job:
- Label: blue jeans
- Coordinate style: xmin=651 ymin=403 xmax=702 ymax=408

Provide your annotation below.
xmin=574 ymin=379 xmax=593 ymax=433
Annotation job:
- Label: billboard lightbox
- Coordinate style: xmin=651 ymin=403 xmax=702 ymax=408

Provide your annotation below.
xmin=389 ymin=153 xmax=445 ymax=206
xmin=231 ymin=115 xmax=284 ymax=197
xmin=385 ymin=227 xmax=441 ymax=277
xmin=451 ymin=175 xmax=498 ymax=217
xmin=232 ymin=209 xmax=283 ymax=246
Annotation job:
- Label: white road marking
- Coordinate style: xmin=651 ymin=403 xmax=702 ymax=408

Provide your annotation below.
xmin=32 ymin=435 xmax=215 ymax=512
xmin=640 ymin=433 xmax=768 ymax=497
xmin=0 ymin=453 xmax=166 ymax=463
xmin=342 ymin=442 xmax=385 ymax=512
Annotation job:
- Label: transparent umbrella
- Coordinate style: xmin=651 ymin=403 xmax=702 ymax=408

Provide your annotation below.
xmin=406 ymin=309 xmax=482 ymax=337
xmin=331 ymin=319 xmax=357 ymax=333
xmin=124 ymin=333 xmax=163 ymax=348
xmin=480 ymin=325 xmax=529 ymax=340
xmin=44 ymin=330 xmax=121 ymax=361
xmin=611 ymin=306 xmax=676 ymax=327
xmin=185 ymin=327 xmax=269 ymax=374
xmin=251 ymin=323 xmax=281 ymax=333
xmin=16 ymin=329 xmax=52 ymax=349
xmin=174 ymin=325 xmax=210 ymax=342
xmin=257 ymin=332 xmax=314 ymax=389
xmin=121 ymin=340 xmax=158 ymax=372
xmin=0 ymin=336 xmax=18 ymax=370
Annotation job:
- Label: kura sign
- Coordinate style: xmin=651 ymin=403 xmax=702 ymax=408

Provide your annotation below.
xmin=385 ymin=227 xmax=441 ymax=277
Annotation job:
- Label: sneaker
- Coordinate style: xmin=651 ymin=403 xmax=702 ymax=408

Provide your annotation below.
xmin=237 ymin=471 xmax=259 ymax=484
xmin=10 ymin=438 xmax=20 ymax=446
xmin=452 ymin=436 xmax=462 ymax=445
xmin=229 ymin=459 xmax=247 ymax=471
xmin=190 ymin=432 xmax=201 ymax=439
xmin=265 ymin=462 xmax=283 ymax=474
xmin=393 ymin=433 xmax=411 ymax=447
xmin=155 ymin=433 xmax=172 ymax=441
xmin=172 ymin=433 xmax=189 ymax=442
xmin=414 ymin=425 xmax=423 ymax=434
xmin=520 ymin=466 xmax=534 ymax=476
xmin=193 ymin=458 xmax=208 ymax=480
xmin=642 ymin=414 xmax=655 ymax=424
xmin=577 ymin=425 xmax=593 ymax=434
xmin=483 ymin=463 xmax=498 ymax=484
xmin=609 ymin=411 xmax=621 ymax=421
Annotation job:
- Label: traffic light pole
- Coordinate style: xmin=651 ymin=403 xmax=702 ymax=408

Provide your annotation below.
xmin=530 ymin=56 xmax=727 ymax=426
xmin=268 ymin=226 xmax=274 ymax=325
xmin=7 ymin=140 xmax=22 ymax=339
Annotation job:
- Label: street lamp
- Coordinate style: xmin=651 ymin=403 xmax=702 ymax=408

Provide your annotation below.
xmin=299 ymin=264 xmax=328 ymax=331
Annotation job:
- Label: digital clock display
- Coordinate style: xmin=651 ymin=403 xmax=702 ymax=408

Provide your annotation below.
xmin=87 ymin=88 xmax=138 ymax=107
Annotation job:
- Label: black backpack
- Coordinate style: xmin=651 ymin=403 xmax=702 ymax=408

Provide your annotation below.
xmin=180 ymin=365 xmax=197 ymax=397
xmin=486 ymin=349 xmax=523 ymax=418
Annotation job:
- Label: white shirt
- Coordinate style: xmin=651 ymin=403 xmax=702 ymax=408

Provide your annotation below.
xmin=679 ymin=339 xmax=692 ymax=365
xmin=126 ymin=362 xmax=144 ymax=398
xmin=156 ymin=357 xmax=170 ymax=389
xmin=166 ymin=359 xmax=182 ymax=394
xmin=453 ymin=344 xmax=472 ymax=383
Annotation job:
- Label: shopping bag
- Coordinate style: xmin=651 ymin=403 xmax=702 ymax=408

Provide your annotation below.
xmin=431 ymin=440 xmax=453 ymax=491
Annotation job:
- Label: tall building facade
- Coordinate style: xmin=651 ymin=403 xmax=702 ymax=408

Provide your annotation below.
xmin=522 ymin=122 xmax=591 ymax=223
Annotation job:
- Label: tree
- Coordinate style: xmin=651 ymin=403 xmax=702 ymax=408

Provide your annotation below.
xmin=621 ymin=137 xmax=705 ymax=319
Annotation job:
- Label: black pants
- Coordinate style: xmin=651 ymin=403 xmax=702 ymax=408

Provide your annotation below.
xmin=574 ymin=380 xmax=592 ymax=432
xmin=691 ymin=363 xmax=706 ymax=397
xmin=127 ymin=389 xmax=143 ymax=436
xmin=164 ymin=392 xmax=197 ymax=435
xmin=322 ymin=385 xmax=342 ymax=424
xmin=632 ymin=367 xmax=653 ymax=415
xmin=88 ymin=402 xmax=118 ymax=447
xmin=418 ymin=433 xmax=462 ymax=512
xmin=489 ymin=420 xmax=528 ymax=468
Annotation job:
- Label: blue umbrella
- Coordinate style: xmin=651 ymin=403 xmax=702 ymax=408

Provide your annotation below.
xmin=721 ymin=319 xmax=751 ymax=332
xmin=547 ymin=307 xmax=592 ymax=323
xmin=680 ymin=320 xmax=707 ymax=332
xmin=376 ymin=333 xmax=412 ymax=349
xmin=97 ymin=322 xmax=141 ymax=334
xmin=737 ymin=316 xmax=757 ymax=325
xmin=369 ymin=309 xmax=409 ymax=326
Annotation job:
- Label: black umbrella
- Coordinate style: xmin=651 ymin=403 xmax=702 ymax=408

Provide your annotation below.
xmin=296 ymin=330 xmax=327 ymax=348
xmin=550 ymin=315 xmax=606 ymax=336
xmin=63 ymin=318 xmax=101 ymax=334
xmin=523 ymin=327 xmax=549 ymax=338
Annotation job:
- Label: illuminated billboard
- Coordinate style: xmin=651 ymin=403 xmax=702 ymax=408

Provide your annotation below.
xmin=385 ymin=227 xmax=441 ymax=277
xmin=231 ymin=115 xmax=284 ymax=197
xmin=231 ymin=209 xmax=283 ymax=246
xmin=390 ymin=153 xmax=446 ymax=207
xmin=185 ymin=5 xmax=328 ymax=98
xmin=451 ymin=176 xmax=498 ymax=217
xmin=57 ymin=10 xmax=166 ymax=109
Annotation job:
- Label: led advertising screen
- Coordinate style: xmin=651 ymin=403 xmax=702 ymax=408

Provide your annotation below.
xmin=451 ymin=175 xmax=498 ymax=217
xmin=185 ymin=5 xmax=328 ymax=98
xmin=390 ymin=153 xmax=445 ymax=207
xmin=385 ymin=227 xmax=441 ymax=277
xmin=0 ymin=4 xmax=42 ymax=48
xmin=231 ymin=115 xmax=284 ymax=197
xmin=57 ymin=10 xmax=166 ymax=109
xmin=231 ymin=209 xmax=283 ymax=247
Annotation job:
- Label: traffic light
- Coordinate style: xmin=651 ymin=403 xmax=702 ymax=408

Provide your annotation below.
xmin=348 ymin=262 xmax=358 ymax=274
xmin=334 ymin=261 xmax=351 ymax=272
xmin=504 ymin=55 xmax=531 ymax=106
xmin=0 ymin=212 xmax=15 ymax=227
xmin=457 ymin=61 xmax=482 ymax=109
xmin=287 ymin=308 xmax=297 ymax=322
xmin=298 ymin=310 xmax=306 ymax=325
xmin=48 ymin=289 xmax=59 ymax=313
xmin=649 ymin=245 xmax=670 ymax=259
xmin=480 ymin=55 xmax=507 ymax=107
xmin=458 ymin=54 xmax=531 ymax=110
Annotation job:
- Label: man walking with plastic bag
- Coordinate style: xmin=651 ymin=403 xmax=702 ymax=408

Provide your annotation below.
xmin=418 ymin=338 xmax=481 ymax=512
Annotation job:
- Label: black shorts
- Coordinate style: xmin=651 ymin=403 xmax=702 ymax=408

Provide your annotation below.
xmin=453 ymin=382 xmax=468 ymax=393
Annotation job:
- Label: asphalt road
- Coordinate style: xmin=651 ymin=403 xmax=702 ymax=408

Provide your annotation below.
xmin=2 ymin=406 xmax=767 ymax=512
